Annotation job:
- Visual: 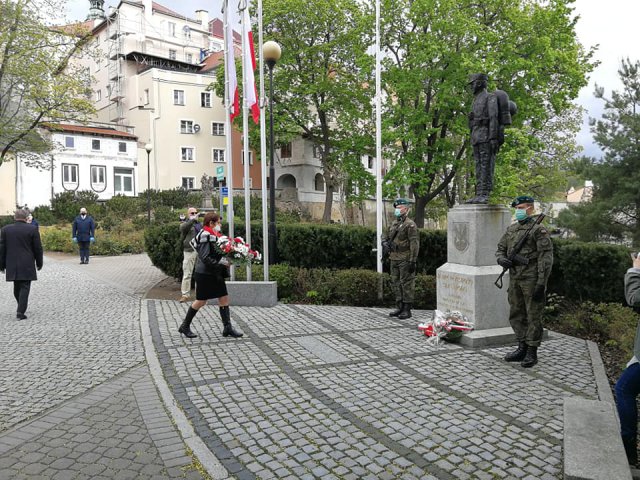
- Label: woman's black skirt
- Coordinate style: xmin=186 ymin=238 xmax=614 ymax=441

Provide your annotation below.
xmin=195 ymin=272 xmax=228 ymax=300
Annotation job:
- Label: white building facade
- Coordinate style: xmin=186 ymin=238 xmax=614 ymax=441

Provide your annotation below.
xmin=15 ymin=124 xmax=138 ymax=209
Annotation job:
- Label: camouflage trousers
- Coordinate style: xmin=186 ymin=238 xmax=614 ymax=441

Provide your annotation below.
xmin=507 ymin=278 xmax=545 ymax=347
xmin=390 ymin=260 xmax=416 ymax=304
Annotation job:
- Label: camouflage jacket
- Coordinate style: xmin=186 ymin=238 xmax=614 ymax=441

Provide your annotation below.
xmin=495 ymin=215 xmax=553 ymax=285
xmin=387 ymin=216 xmax=419 ymax=262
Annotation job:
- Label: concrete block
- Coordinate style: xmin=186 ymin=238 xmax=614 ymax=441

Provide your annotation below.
xmin=436 ymin=263 xmax=510 ymax=330
xmin=447 ymin=204 xmax=512 ymax=266
xmin=225 ymin=281 xmax=278 ymax=307
xmin=459 ymin=327 xmax=548 ymax=348
xmin=563 ymin=397 xmax=632 ymax=480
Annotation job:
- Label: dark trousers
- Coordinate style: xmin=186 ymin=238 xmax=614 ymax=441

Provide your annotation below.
xmin=616 ymin=362 xmax=640 ymax=441
xmin=13 ymin=280 xmax=31 ymax=315
xmin=78 ymin=241 xmax=90 ymax=261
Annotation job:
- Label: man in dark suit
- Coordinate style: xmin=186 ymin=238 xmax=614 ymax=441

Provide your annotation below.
xmin=0 ymin=208 xmax=44 ymax=320
xmin=72 ymin=207 xmax=95 ymax=264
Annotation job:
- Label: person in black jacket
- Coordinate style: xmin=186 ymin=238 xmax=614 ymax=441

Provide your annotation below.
xmin=72 ymin=207 xmax=95 ymax=264
xmin=0 ymin=209 xmax=44 ymax=320
xmin=178 ymin=212 xmax=243 ymax=339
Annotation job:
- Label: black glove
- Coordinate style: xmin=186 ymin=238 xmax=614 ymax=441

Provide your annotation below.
xmin=532 ymin=284 xmax=546 ymax=302
xmin=497 ymin=257 xmax=513 ymax=269
xmin=408 ymin=262 xmax=416 ymax=274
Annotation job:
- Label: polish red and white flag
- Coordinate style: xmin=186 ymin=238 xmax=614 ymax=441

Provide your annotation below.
xmin=242 ymin=1 xmax=259 ymax=123
xmin=225 ymin=4 xmax=239 ymax=121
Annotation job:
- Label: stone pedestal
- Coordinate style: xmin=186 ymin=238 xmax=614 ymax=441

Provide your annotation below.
xmin=437 ymin=204 xmax=515 ymax=347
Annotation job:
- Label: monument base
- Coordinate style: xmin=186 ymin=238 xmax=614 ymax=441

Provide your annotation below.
xmin=459 ymin=327 xmax=549 ymax=348
xmin=226 ymin=281 xmax=278 ymax=307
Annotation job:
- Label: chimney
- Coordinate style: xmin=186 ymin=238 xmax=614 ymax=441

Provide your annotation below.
xmin=196 ymin=10 xmax=209 ymax=27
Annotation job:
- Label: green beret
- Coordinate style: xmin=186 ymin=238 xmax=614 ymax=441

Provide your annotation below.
xmin=393 ymin=198 xmax=410 ymax=208
xmin=511 ymin=195 xmax=535 ymax=208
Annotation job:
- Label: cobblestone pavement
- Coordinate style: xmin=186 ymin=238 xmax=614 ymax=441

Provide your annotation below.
xmin=150 ymin=301 xmax=603 ymax=480
xmin=0 ymin=255 xmax=203 ymax=479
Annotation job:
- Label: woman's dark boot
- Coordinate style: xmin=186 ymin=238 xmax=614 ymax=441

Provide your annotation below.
xmin=504 ymin=341 xmax=527 ymax=362
xmin=389 ymin=302 xmax=403 ymax=317
xmin=220 ymin=306 xmax=243 ymax=338
xmin=178 ymin=307 xmax=198 ymax=338
xmin=521 ymin=346 xmax=538 ymax=368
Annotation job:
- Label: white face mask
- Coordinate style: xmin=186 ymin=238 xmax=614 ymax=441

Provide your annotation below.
xmin=213 ymin=225 xmax=221 ymax=232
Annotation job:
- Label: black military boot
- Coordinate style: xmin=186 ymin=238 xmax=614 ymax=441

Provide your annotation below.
xmin=220 ymin=306 xmax=243 ymax=338
xmin=622 ymin=436 xmax=638 ymax=466
xmin=398 ymin=303 xmax=412 ymax=320
xmin=504 ymin=341 xmax=527 ymax=362
xmin=178 ymin=307 xmax=198 ymax=338
xmin=521 ymin=346 xmax=538 ymax=368
xmin=389 ymin=302 xmax=403 ymax=317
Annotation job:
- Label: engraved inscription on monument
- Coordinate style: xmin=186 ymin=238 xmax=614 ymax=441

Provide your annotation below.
xmin=437 ymin=271 xmax=473 ymax=318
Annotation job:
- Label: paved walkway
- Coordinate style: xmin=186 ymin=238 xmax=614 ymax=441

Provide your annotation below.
xmin=0 ymin=254 xmax=610 ymax=479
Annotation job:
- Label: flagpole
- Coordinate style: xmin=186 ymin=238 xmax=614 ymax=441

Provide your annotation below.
xmin=375 ymin=0 xmax=382 ymax=279
xmin=223 ymin=0 xmax=236 ymax=280
xmin=257 ymin=0 xmax=269 ymax=277
xmin=240 ymin=0 xmax=252 ymax=281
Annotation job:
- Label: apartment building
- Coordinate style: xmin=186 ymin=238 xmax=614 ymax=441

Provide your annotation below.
xmin=88 ymin=0 xmax=260 ymax=192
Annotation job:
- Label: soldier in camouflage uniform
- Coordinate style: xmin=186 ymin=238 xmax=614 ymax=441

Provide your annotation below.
xmin=386 ymin=198 xmax=420 ymax=319
xmin=496 ymin=195 xmax=553 ymax=368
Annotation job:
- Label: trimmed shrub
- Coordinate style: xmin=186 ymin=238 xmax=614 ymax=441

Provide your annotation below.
xmin=0 ymin=216 xmax=13 ymax=228
xmin=547 ymin=240 xmax=629 ymax=304
xmin=40 ymin=225 xmax=145 ymax=255
xmin=144 ymin=223 xmax=184 ymax=279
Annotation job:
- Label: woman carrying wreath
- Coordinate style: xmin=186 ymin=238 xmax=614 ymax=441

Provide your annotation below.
xmin=178 ymin=212 xmax=243 ymax=339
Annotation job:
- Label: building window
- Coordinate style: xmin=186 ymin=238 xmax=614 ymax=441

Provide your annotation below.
xmin=118 ymin=142 xmax=127 ymax=153
xmin=211 ymin=122 xmax=224 ymax=135
xmin=92 ymin=139 xmax=101 ymax=151
xmin=106 ymin=85 xmax=112 ymax=98
xmin=281 ymin=142 xmax=292 ymax=158
xmin=201 ymin=92 xmax=211 ymax=108
xmin=90 ymin=165 xmax=106 ymax=192
xmin=241 ymin=152 xmax=253 ymax=165
xmin=169 ymin=49 xmax=177 ymax=60
xmin=144 ymin=89 xmax=150 ymax=105
xmin=168 ymin=22 xmax=176 ymax=37
xmin=367 ymin=155 xmax=374 ymax=169
xmin=212 ymin=148 xmax=225 ymax=163
xmin=96 ymin=89 xmax=102 ymax=102
xmin=181 ymin=147 xmax=195 ymax=162
xmin=114 ymin=167 xmax=134 ymax=194
xmin=181 ymin=177 xmax=195 ymax=190
xmin=186 ymin=53 xmax=193 ymax=63
xmin=173 ymin=89 xmax=184 ymax=105
xmin=64 ymin=136 xmax=75 ymax=149
xmin=180 ymin=120 xmax=194 ymax=134
xmin=183 ymin=26 xmax=191 ymax=39
xmin=62 ymin=164 xmax=79 ymax=189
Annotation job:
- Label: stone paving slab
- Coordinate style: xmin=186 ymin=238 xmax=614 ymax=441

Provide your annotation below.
xmin=0 ymin=258 xmax=144 ymax=431
xmin=149 ymin=301 xmax=603 ymax=479
xmin=0 ymin=366 xmax=202 ymax=480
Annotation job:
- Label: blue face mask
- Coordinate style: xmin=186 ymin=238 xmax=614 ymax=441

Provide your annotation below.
xmin=394 ymin=208 xmax=402 ymax=217
xmin=515 ymin=208 xmax=528 ymax=221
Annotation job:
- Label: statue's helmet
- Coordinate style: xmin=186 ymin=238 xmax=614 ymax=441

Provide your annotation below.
xmin=468 ymin=73 xmax=488 ymax=84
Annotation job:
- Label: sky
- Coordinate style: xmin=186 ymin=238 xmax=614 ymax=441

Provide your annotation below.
xmin=64 ymin=0 xmax=640 ymax=160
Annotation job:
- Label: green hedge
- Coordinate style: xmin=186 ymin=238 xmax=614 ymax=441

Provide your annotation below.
xmin=40 ymin=225 xmax=145 ymax=255
xmin=143 ymin=221 xmax=635 ymax=306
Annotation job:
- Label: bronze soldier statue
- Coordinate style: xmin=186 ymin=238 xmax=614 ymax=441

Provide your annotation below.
xmin=466 ymin=74 xmax=516 ymax=204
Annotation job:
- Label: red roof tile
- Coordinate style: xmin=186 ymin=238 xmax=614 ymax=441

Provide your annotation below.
xmin=42 ymin=124 xmax=138 ymax=140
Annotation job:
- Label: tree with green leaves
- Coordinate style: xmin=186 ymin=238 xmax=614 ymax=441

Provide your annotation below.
xmin=558 ymin=58 xmax=640 ymax=244
xmin=0 ymin=0 xmax=95 ymax=167
xmin=381 ymin=0 xmax=594 ymax=226
xmin=259 ymin=0 xmax=375 ymax=222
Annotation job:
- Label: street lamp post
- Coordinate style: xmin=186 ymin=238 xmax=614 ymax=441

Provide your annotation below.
xmin=263 ymin=41 xmax=281 ymax=265
xmin=145 ymin=143 xmax=153 ymax=223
